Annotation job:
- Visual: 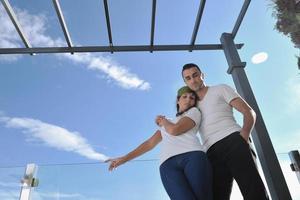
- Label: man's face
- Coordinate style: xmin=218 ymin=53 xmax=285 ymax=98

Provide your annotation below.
xmin=182 ymin=67 xmax=204 ymax=92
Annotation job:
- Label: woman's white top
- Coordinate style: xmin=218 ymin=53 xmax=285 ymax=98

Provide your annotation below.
xmin=159 ymin=107 xmax=205 ymax=165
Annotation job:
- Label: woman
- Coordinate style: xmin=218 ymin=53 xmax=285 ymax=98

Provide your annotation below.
xmin=107 ymin=86 xmax=212 ymax=200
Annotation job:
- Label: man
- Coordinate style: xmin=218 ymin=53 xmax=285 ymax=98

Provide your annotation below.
xmin=182 ymin=63 xmax=269 ymax=200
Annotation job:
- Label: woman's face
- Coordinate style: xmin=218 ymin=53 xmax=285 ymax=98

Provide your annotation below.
xmin=177 ymin=92 xmax=196 ymax=112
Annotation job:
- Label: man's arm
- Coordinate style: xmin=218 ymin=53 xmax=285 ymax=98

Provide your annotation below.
xmin=230 ymin=97 xmax=256 ymax=142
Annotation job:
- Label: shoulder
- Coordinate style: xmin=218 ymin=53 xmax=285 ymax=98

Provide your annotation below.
xmin=212 ymin=84 xmax=236 ymax=94
xmin=213 ymin=84 xmax=233 ymax=90
xmin=185 ymin=107 xmax=200 ymax=114
xmin=185 ymin=106 xmax=200 ymax=113
xmin=183 ymin=107 xmax=201 ymax=120
xmin=209 ymin=84 xmax=239 ymax=102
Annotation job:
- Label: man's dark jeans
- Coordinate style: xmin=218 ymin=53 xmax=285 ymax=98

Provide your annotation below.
xmin=207 ymin=132 xmax=269 ymax=200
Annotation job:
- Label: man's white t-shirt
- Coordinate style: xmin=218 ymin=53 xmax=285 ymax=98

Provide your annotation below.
xmin=198 ymin=84 xmax=242 ymax=150
xmin=159 ymin=107 xmax=205 ymax=165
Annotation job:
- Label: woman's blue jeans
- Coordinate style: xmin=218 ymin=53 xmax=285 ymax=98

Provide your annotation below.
xmin=159 ymin=151 xmax=213 ymax=200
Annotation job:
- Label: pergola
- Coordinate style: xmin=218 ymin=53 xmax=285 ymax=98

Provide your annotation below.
xmin=0 ymin=0 xmax=293 ymax=199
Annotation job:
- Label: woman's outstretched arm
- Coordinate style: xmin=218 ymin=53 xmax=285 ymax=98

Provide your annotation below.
xmin=107 ymin=130 xmax=162 ymax=171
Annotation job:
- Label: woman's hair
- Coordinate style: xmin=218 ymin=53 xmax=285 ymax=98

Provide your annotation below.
xmin=176 ymin=86 xmax=198 ymax=116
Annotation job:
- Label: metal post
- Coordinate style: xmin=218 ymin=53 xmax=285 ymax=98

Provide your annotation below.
xmin=19 ymin=163 xmax=39 ymax=200
xmin=289 ymin=150 xmax=300 ymax=184
xmin=220 ymin=32 xmax=292 ymax=200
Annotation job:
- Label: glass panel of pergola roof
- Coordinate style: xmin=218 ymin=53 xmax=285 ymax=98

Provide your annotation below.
xmin=0 ymin=0 xmax=246 ymax=54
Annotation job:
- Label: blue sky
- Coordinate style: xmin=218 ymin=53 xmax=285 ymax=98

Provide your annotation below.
xmin=0 ymin=0 xmax=299 ymax=199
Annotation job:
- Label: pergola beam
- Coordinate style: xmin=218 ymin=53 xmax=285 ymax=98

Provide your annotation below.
xmin=150 ymin=0 xmax=157 ymax=52
xmin=0 ymin=44 xmax=243 ymax=54
xmin=1 ymin=0 xmax=32 ymax=48
xmin=103 ymin=0 xmax=113 ymax=53
xmin=190 ymin=0 xmax=206 ymax=48
xmin=52 ymin=0 xmax=73 ymax=49
xmin=232 ymin=0 xmax=251 ymax=39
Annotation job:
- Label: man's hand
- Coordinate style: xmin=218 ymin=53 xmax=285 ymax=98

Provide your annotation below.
xmin=240 ymin=130 xmax=250 ymax=142
xmin=230 ymin=97 xmax=256 ymax=143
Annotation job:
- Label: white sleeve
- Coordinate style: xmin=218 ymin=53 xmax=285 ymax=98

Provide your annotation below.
xmin=183 ymin=107 xmax=201 ymax=127
xmin=220 ymin=84 xmax=240 ymax=103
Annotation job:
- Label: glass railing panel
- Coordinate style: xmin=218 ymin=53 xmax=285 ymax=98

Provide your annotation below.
xmin=1 ymin=153 xmax=299 ymax=200
xmin=0 ymin=166 xmax=24 ymax=200
xmin=277 ymin=153 xmax=300 ymax=200
xmin=32 ymin=160 xmax=169 ymax=200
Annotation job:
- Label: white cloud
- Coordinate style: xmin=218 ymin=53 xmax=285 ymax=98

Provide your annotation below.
xmin=63 ymin=53 xmax=151 ymax=90
xmin=0 ymin=6 xmax=150 ymax=90
xmin=14 ymin=9 xmax=64 ymax=47
xmin=0 ymin=5 xmax=22 ymax=61
xmin=0 ymin=115 xmax=109 ymax=162
xmin=251 ymin=52 xmax=268 ymax=64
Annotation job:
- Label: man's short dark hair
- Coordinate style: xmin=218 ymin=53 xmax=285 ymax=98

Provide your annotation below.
xmin=181 ymin=63 xmax=201 ymax=78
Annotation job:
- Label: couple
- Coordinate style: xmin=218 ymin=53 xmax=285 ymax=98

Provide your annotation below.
xmin=107 ymin=63 xmax=269 ymax=200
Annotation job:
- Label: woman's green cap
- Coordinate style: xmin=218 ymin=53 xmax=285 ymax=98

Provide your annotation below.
xmin=177 ymin=86 xmax=193 ymax=96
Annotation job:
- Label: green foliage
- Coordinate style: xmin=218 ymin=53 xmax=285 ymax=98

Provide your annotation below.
xmin=298 ymin=56 xmax=300 ymax=70
xmin=271 ymin=0 xmax=300 ymax=69
xmin=272 ymin=0 xmax=300 ymax=45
